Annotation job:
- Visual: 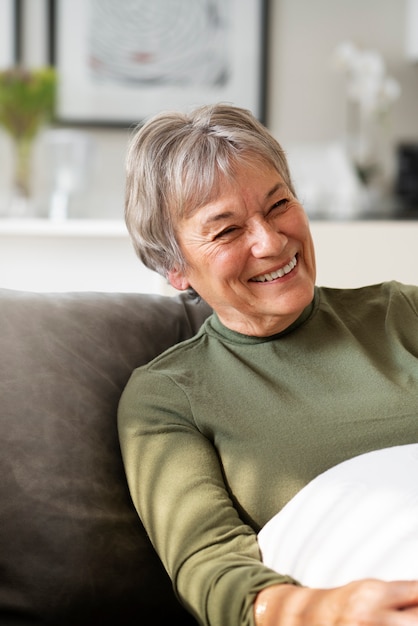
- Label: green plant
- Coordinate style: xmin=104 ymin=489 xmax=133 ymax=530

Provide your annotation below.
xmin=0 ymin=66 xmax=56 ymax=140
xmin=0 ymin=66 xmax=56 ymax=199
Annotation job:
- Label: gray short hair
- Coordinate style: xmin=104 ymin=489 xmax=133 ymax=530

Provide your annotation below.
xmin=125 ymin=103 xmax=296 ymax=278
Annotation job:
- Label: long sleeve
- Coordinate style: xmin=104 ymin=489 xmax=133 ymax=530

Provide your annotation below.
xmin=118 ymin=368 xmax=295 ymax=626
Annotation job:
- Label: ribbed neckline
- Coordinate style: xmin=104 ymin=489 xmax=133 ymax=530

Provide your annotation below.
xmin=201 ymin=287 xmax=320 ymax=345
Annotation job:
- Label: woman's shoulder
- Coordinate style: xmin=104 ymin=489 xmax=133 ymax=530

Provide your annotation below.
xmin=316 ymin=281 xmax=418 ymax=324
xmin=318 ymin=280 xmax=418 ymax=305
xmin=136 ymin=316 xmax=214 ymax=374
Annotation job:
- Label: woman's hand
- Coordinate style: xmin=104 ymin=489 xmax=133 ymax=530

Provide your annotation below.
xmin=254 ymin=580 xmax=418 ymax=625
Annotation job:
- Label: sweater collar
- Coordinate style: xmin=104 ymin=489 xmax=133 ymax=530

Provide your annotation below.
xmin=203 ymin=287 xmax=319 ymax=344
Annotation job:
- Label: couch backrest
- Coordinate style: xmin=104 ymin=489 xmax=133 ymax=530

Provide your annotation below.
xmin=0 ymin=288 xmax=211 ymax=625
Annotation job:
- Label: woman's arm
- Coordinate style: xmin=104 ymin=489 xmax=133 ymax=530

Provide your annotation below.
xmin=118 ymin=367 xmax=293 ymax=626
xmin=255 ymin=580 xmax=418 ymax=626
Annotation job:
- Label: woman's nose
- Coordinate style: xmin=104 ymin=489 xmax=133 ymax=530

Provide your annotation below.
xmin=250 ymin=220 xmax=287 ymax=257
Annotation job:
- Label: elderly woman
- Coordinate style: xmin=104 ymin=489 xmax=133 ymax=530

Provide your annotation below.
xmin=118 ymin=103 xmax=418 ymax=626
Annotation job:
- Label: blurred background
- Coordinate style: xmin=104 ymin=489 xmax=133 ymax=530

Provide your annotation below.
xmin=0 ymin=0 xmax=417 ymax=293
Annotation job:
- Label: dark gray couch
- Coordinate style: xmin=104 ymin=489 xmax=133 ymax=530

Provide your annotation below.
xmin=0 ymin=288 xmax=211 ymax=625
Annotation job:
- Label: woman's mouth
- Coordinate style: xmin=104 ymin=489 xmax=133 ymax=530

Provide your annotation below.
xmin=250 ymin=255 xmax=298 ymax=283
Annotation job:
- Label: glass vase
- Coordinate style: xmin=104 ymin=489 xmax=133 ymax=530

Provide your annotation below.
xmin=14 ymin=135 xmax=33 ymax=198
xmin=8 ymin=134 xmax=34 ymax=217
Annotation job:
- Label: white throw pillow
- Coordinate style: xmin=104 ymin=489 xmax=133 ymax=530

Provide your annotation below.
xmin=258 ymin=443 xmax=418 ymax=587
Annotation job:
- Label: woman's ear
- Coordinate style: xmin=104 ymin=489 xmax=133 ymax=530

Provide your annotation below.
xmin=167 ymin=267 xmax=190 ymax=291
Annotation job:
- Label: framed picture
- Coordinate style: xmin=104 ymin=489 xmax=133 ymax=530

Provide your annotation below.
xmin=0 ymin=0 xmax=17 ymax=68
xmin=53 ymin=0 xmax=268 ymax=126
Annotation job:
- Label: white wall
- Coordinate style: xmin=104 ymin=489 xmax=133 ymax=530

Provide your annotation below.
xmin=1 ymin=0 xmax=418 ymax=222
xmin=1 ymin=0 xmax=418 ymax=294
xmin=61 ymin=0 xmax=418 ymax=220
xmin=0 ymin=220 xmax=169 ymax=294
xmin=1 ymin=219 xmax=417 ymax=293
xmin=267 ymin=0 xmax=418 ymax=146
xmin=311 ymin=221 xmax=418 ymax=288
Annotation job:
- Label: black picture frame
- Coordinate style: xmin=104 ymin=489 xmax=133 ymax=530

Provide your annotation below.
xmin=51 ymin=0 xmax=269 ymax=127
xmin=0 ymin=0 xmax=19 ymax=67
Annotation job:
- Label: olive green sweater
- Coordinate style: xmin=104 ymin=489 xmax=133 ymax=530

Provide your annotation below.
xmin=118 ymin=282 xmax=418 ymax=626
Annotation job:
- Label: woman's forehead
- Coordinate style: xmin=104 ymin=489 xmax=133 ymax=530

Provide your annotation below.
xmin=178 ymin=163 xmax=287 ymax=228
xmin=179 ymin=157 xmax=281 ymax=219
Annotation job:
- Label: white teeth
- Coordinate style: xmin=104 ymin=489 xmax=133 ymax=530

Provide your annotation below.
xmin=251 ymin=256 xmax=297 ymax=282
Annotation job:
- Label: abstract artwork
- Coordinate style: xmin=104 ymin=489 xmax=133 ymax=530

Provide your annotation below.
xmin=54 ymin=0 xmax=266 ymax=125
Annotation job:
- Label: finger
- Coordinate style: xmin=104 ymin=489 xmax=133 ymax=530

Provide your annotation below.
xmin=385 ymin=580 xmax=418 ymax=610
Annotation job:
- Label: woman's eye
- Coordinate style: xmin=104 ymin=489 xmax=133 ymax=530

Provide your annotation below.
xmin=214 ymin=226 xmax=238 ymax=239
xmin=270 ymin=199 xmax=287 ymax=212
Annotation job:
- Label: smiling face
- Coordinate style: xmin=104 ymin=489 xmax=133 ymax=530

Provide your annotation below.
xmin=168 ymin=159 xmax=316 ymax=336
